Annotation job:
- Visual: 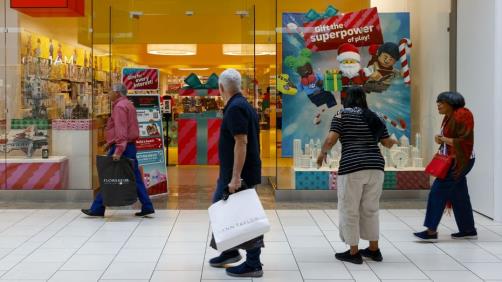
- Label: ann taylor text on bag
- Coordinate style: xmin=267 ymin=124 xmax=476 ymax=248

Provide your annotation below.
xmin=208 ymin=189 xmax=270 ymax=251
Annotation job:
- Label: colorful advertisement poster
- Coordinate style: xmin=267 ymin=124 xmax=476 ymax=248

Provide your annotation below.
xmin=136 ymin=108 xmax=161 ymax=123
xmin=281 ymin=10 xmax=411 ymax=157
xmin=122 ymin=68 xmax=159 ymax=91
xmin=136 ymin=150 xmax=165 ymax=165
xmin=139 ymin=121 xmax=162 ymax=138
xmin=126 ymin=94 xmax=167 ymax=194
xmin=303 ymin=7 xmax=384 ymax=51
xmin=136 ymin=138 xmax=163 ymax=151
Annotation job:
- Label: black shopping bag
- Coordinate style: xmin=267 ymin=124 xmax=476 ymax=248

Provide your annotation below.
xmin=96 ymin=155 xmax=138 ymax=207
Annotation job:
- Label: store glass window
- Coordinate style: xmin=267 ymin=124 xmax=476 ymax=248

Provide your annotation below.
xmin=274 ymin=0 xmax=452 ymax=193
xmin=1 ymin=0 xmax=95 ymax=192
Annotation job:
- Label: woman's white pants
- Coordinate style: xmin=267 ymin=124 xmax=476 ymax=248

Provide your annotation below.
xmin=337 ymin=170 xmax=384 ymax=246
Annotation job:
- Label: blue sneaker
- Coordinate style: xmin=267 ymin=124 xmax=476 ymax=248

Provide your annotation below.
xmin=226 ymin=261 xmax=263 ymax=278
xmin=414 ymin=230 xmax=438 ymax=241
xmin=209 ymin=251 xmax=242 ymax=268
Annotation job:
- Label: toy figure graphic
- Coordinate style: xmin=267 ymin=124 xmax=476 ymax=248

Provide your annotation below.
xmin=363 ymin=42 xmax=401 ymax=93
xmin=277 ymin=74 xmax=297 ymax=95
xmin=285 ymin=48 xmax=337 ymax=125
xmin=49 ymin=39 xmax=54 ymax=59
xmin=335 ymin=43 xmax=368 ymax=100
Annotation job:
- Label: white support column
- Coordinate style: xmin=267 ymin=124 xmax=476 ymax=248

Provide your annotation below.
xmin=493 ymin=0 xmax=502 ymax=222
xmin=457 ymin=0 xmax=500 ymax=219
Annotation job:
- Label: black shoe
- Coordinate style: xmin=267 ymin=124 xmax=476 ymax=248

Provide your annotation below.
xmin=452 ymin=230 xmax=478 ymax=239
xmin=209 ymin=251 xmax=242 ymax=268
xmin=335 ymin=250 xmax=363 ymax=264
xmin=81 ymin=209 xmax=104 ymax=217
xmin=414 ymin=230 xmax=438 ymax=241
xmin=226 ymin=262 xmax=263 ymax=278
xmin=359 ymin=248 xmax=383 ymax=262
xmin=135 ymin=210 xmax=155 ymax=217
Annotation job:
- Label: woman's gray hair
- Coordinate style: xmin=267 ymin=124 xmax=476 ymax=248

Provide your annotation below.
xmin=112 ymin=83 xmax=128 ymax=96
xmin=219 ymin=69 xmax=241 ymax=94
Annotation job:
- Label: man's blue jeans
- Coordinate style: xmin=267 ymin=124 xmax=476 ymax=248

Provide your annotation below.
xmin=424 ymin=158 xmax=476 ymax=232
xmin=212 ymin=178 xmax=262 ymax=268
xmin=90 ymin=143 xmax=154 ymax=214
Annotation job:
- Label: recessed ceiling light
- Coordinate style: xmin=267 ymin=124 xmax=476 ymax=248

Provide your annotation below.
xmin=222 ymin=44 xmax=275 ymax=56
xmin=147 ymin=44 xmax=197 ymax=56
xmin=178 ymin=67 xmax=209 ymax=71
xmin=185 ymin=10 xmax=194 ymax=16
xmin=235 ymin=10 xmax=249 ymax=16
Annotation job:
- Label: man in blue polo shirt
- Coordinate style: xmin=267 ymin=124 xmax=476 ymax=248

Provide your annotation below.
xmin=209 ymin=69 xmax=263 ymax=278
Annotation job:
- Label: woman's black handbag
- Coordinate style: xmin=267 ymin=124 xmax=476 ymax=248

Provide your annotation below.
xmin=96 ymin=155 xmax=138 ymax=207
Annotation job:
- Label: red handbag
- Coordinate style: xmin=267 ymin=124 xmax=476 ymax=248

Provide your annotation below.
xmin=425 ymin=145 xmax=452 ymax=179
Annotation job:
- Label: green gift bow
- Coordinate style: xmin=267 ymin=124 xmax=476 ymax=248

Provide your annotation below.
xmin=305 ymin=5 xmax=339 ymax=22
xmin=182 ymin=73 xmax=219 ymax=90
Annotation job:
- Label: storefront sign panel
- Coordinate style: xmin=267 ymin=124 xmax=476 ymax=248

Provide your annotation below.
xmin=303 ymin=7 xmax=384 ymax=51
xmin=122 ymin=68 xmax=160 ymax=91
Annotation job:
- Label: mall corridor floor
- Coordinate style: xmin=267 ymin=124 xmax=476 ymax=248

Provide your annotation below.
xmin=0 ymin=209 xmax=500 ymax=281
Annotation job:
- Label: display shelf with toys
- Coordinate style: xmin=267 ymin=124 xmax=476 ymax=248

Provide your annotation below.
xmin=291 ymin=133 xmax=429 ymax=190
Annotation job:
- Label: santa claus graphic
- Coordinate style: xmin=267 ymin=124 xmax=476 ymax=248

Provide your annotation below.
xmin=336 ymin=43 xmax=368 ymax=101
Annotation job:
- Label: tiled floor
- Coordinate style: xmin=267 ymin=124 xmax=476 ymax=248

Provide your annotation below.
xmin=0 ymin=209 xmax=500 ymax=281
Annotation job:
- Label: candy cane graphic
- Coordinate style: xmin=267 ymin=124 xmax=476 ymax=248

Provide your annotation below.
xmin=399 ymin=38 xmax=412 ymax=84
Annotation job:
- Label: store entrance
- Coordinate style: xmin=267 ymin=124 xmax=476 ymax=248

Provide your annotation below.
xmin=97 ymin=1 xmax=277 ymax=208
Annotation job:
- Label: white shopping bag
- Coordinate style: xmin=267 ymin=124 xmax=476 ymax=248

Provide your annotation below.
xmin=208 ymin=189 xmax=271 ymax=251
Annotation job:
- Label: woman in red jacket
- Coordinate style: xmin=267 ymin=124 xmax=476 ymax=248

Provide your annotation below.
xmin=414 ymin=91 xmax=476 ymax=241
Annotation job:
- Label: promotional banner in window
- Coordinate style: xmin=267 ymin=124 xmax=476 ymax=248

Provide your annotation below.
xmin=127 ymin=94 xmax=168 ymax=195
xmin=122 ymin=68 xmax=160 ymax=91
xmin=281 ymin=7 xmax=412 ymax=157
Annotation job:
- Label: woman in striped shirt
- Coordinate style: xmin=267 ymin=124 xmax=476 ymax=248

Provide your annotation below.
xmin=317 ymin=86 xmax=398 ymax=264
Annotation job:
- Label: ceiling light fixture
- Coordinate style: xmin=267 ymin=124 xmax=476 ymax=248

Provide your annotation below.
xmin=147 ymin=44 xmax=197 ymax=56
xmin=235 ymin=10 xmax=249 ymax=16
xmin=178 ymin=67 xmax=209 ymax=71
xmin=222 ymin=44 xmax=275 ymax=56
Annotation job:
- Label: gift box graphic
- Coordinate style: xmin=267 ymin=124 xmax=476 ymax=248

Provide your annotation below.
xmin=323 ymin=70 xmax=343 ymax=92
xmin=178 ymin=112 xmax=222 ymax=165
xmin=179 ymin=73 xmax=220 ymax=96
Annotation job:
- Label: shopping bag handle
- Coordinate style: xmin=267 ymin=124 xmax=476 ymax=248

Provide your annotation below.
xmin=222 ymin=179 xmax=249 ymax=201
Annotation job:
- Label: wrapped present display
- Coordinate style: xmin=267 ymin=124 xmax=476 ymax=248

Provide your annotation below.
xmin=0 ymin=157 xmax=69 ymax=190
xmin=179 ymin=73 xmax=220 ymax=96
xmin=305 ymin=5 xmax=339 ymax=22
xmin=323 ymin=70 xmax=342 ymax=92
xmin=178 ymin=111 xmax=222 ymax=165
